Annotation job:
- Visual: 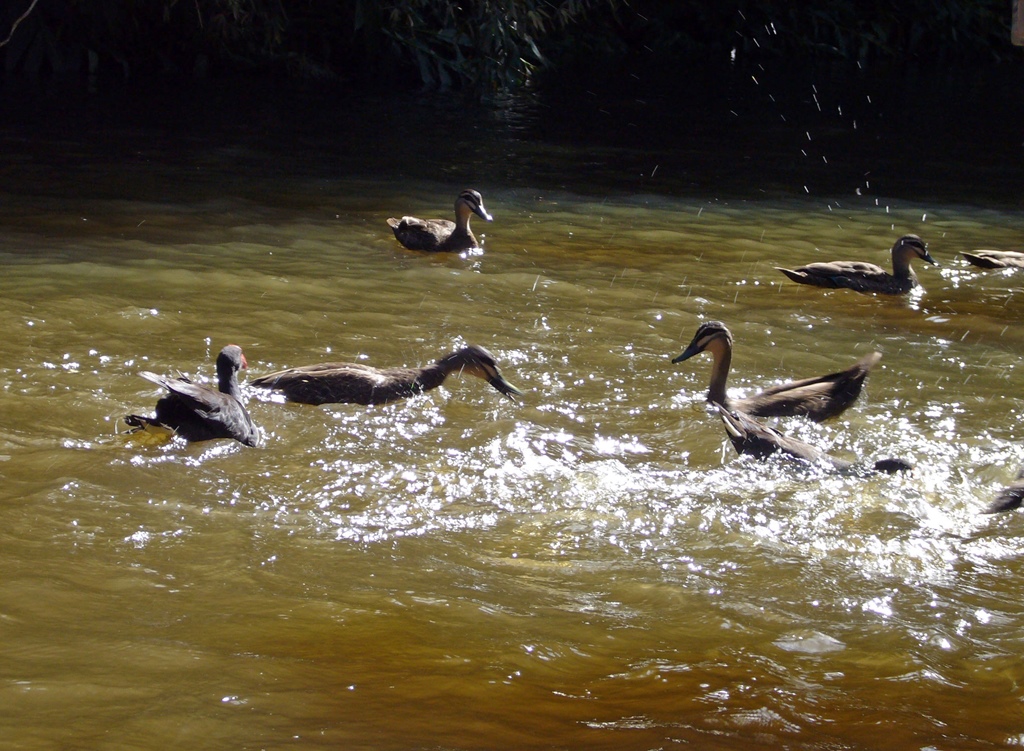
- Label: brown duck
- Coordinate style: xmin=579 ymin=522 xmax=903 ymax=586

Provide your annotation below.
xmin=672 ymin=321 xmax=880 ymax=423
xmin=387 ymin=189 xmax=492 ymax=252
xmin=983 ymin=465 xmax=1024 ymax=513
xmin=776 ymin=234 xmax=937 ymax=294
xmin=961 ymin=250 xmax=1024 ymax=270
xmin=716 ymin=404 xmax=912 ymax=474
xmin=125 ymin=344 xmax=260 ymax=447
xmin=251 ymin=345 xmax=522 ymax=406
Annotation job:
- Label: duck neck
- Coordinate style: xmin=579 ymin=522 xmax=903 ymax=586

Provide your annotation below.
xmin=891 ymin=247 xmax=917 ymax=280
xmin=217 ymin=365 xmax=242 ymax=400
xmin=415 ymin=361 xmax=453 ymax=393
xmin=706 ymin=343 xmax=732 ymax=405
xmin=454 ymin=203 xmax=473 ymax=233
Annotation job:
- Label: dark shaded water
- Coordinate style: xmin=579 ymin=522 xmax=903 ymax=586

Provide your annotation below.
xmin=1 ymin=62 xmax=1023 ymax=749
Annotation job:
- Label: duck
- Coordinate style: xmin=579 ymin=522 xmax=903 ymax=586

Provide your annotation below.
xmin=776 ymin=234 xmax=937 ymax=295
xmin=251 ymin=345 xmax=522 ymax=406
xmin=983 ymin=465 xmax=1024 ymax=513
xmin=672 ymin=321 xmax=880 ymax=423
xmin=125 ymin=344 xmax=260 ymax=447
xmin=386 ymin=189 xmax=492 ymax=252
xmin=961 ymin=250 xmax=1024 ymax=270
xmin=716 ymin=405 xmax=912 ymax=474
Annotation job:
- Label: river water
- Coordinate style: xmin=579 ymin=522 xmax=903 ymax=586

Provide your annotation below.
xmin=1 ymin=62 xmax=1023 ymax=749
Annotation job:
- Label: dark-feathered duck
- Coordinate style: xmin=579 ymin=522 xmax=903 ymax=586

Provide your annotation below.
xmin=776 ymin=234 xmax=937 ymax=295
xmin=387 ymin=189 xmax=492 ymax=252
xmin=672 ymin=321 xmax=880 ymax=423
xmin=125 ymin=344 xmax=260 ymax=447
xmin=251 ymin=345 xmax=521 ymax=406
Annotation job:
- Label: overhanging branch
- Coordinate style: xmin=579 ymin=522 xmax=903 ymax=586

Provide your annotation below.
xmin=0 ymin=0 xmax=40 ymax=49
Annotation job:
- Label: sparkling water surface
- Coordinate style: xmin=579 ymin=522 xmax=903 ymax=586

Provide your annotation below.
xmin=1 ymin=64 xmax=1023 ymax=749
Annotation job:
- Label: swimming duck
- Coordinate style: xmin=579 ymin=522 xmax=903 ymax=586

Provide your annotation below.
xmin=387 ymin=189 xmax=492 ymax=252
xmin=961 ymin=250 xmax=1024 ymax=270
xmin=672 ymin=321 xmax=880 ymax=423
xmin=716 ymin=404 xmax=912 ymax=474
xmin=776 ymin=234 xmax=937 ymax=295
xmin=125 ymin=344 xmax=260 ymax=447
xmin=983 ymin=465 xmax=1024 ymax=513
xmin=251 ymin=345 xmax=522 ymax=406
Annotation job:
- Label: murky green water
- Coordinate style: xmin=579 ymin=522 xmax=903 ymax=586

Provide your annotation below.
xmin=2 ymin=65 xmax=1024 ymax=749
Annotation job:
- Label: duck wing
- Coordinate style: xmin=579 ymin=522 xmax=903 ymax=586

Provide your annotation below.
xmin=716 ymin=405 xmax=909 ymax=475
xmin=738 ymin=352 xmax=881 ymax=422
xmin=777 ymin=261 xmax=892 ymax=291
xmin=387 ymin=216 xmax=454 ymax=251
xmin=717 ymin=405 xmax=848 ymax=468
xmin=252 ymin=363 xmax=421 ymax=406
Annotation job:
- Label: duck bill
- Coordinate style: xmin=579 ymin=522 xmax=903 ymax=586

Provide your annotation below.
xmin=922 ymin=250 xmax=939 ymax=266
xmin=489 ymin=375 xmax=522 ymax=400
xmin=671 ymin=343 xmax=702 ymax=364
xmin=474 ymin=205 xmax=493 ymax=222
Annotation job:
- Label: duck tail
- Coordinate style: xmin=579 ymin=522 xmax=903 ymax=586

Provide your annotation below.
xmin=961 ymin=252 xmax=1001 ymax=269
xmin=776 ymin=267 xmax=808 ymax=285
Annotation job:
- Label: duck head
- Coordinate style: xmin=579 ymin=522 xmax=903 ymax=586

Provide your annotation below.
xmin=672 ymin=321 xmax=733 ymax=364
xmin=216 ymin=344 xmax=248 ymax=393
xmin=894 ymin=234 xmax=938 ymax=266
xmin=456 ymin=189 xmax=493 ymax=223
xmin=441 ymin=345 xmax=521 ymax=400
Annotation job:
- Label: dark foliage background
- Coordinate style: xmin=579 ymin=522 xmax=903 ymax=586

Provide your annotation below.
xmin=0 ymin=0 xmax=1018 ymax=91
